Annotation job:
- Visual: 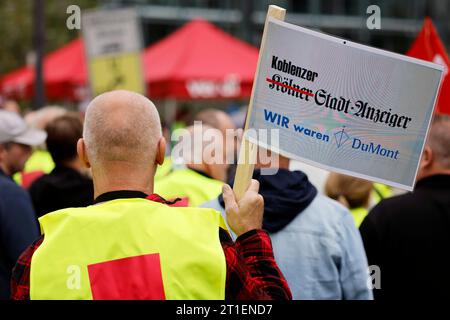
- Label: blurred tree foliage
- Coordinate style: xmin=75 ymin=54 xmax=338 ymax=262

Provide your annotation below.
xmin=0 ymin=0 xmax=98 ymax=75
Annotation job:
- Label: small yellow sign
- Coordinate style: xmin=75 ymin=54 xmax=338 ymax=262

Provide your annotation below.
xmin=89 ymin=52 xmax=145 ymax=96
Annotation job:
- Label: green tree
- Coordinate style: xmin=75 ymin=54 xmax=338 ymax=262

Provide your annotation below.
xmin=0 ymin=0 xmax=98 ymax=75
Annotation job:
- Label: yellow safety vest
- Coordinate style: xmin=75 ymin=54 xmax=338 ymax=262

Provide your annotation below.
xmin=13 ymin=150 xmax=55 ymax=186
xmin=154 ymin=156 xmax=173 ymax=181
xmin=155 ymin=169 xmax=223 ymax=207
xmin=350 ymin=207 xmax=369 ymax=228
xmin=30 ymin=198 xmax=227 ymax=300
xmin=372 ymin=183 xmax=392 ymax=204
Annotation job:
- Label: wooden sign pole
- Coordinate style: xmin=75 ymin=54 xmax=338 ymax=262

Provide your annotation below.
xmin=233 ymin=5 xmax=286 ymax=201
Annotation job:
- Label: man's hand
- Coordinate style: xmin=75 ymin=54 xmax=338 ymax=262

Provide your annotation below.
xmin=222 ymin=179 xmax=264 ymax=237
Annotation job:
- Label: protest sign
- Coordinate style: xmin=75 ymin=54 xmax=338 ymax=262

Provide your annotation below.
xmin=82 ymin=8 xmax=145 ymax=96
xmin=236 ymin=9 xmax=443 ymax=193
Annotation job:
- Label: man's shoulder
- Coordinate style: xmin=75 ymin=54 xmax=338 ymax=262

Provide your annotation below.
xmin=51 ymin=198 xmax=223 ymax=218
xmin=0 ymin=173 xmax=19 ymax=189
xmin=361 ymin=192 xmax=423 ymax=232
xmin=369 ymin=192 xmax=417 ymax=217
xmin=28 ymin=173 xmax=51 ymax=192
xmin=0 ymin=174 xmax=29 ymax=200
xmin=11 ymin=236 xmax=44 ymax=300
xmin=174 ymin=204 xmax=225 ymax=221
xmin=305 ymin=194 xmax=352 ymax=221
xmin=283 ymin=194 xmax=353 ymax=235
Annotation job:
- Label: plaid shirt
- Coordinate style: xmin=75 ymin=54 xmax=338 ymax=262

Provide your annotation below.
xmin=11 ymin=193 xmax=291 ymax=300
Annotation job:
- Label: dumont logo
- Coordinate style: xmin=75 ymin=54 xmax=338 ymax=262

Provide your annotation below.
xmin=186 ymin=74 xmax=241 ymax=98
xmin=334 ymin=126 xmax=350 ymax=148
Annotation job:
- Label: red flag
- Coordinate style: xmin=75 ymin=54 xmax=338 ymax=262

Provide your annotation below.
xmin=407 ymin=17 xmax=450 ymax=115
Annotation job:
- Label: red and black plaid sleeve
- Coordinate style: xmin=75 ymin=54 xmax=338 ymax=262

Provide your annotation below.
xmin=10 ymin=236 xmax=43 ymax=300
xmin=221 ymin=228 xmax=292 ymax=300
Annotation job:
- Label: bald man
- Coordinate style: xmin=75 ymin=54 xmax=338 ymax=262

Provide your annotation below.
xmin=195 ymin=109 xmax=241 ymax=187
xmin=155 ymin=125 xmax=228 ymax=206
xmin=360 ymin=114 xmax=450 ymax=300
xmin=195 ymin=109 xmax=236 ymax=136
xmin=11 ymin=90 xmax=291 ymax=300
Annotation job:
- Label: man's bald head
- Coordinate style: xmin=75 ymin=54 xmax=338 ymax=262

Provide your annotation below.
xmin=83 ymin=90 xmax=162 ymax=168
xmin=427 ymin=114 xmax=450 ymax=169
xmin=195 ymin=109 xmax=240 ymax=162
xmin=173 ymin=124 xmax=228 ymax=182
xmin=195 ymin=109 xmax=236 ymax=134
xmin=417 ymin=114 xmax=450 ymax=181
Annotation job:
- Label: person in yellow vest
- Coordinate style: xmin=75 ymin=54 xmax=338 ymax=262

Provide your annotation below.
xmin=324 ymin=173 xmax=374 ymax=228
xmin=13 ymin=149 xmax=55 ymax=188
xmin=195 ymin=109 xmax=238 ymax=145
xmin=155 ymin=109 xmax=239 ymax=206
xmin=11 ymin=90 xmax=292 ymax=300
xmin=371 ymin=183 xmax=393 ymax=204
xmin=155 ymin=125 xmax=228 ymax=207
xmin=14 ymin=106 xmax=67 ymax=188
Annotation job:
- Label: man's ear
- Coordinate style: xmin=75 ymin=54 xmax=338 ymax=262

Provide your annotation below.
xmin=77 ymin=138 xmax=91 ymax=168
xmin=420 ymin=145 xmax=433 ymax=170
xmin=155 ymin=137 xmax=166 ymax=166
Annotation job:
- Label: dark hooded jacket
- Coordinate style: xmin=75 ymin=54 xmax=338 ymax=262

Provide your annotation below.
xmin=219 ymin=168 xmax=317 ymax=232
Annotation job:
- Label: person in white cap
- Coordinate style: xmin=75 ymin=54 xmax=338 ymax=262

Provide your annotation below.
xmin=0 ymin=110 xmax=46 ymax=300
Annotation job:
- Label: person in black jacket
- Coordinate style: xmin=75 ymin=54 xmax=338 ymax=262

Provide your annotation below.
xmin=0 ymin=110 xmax=45 ymax=299
xmin=29 ymin=114 xmax=94 ymax=218
xmin=360 ymin=114 xmax=450 ymax=300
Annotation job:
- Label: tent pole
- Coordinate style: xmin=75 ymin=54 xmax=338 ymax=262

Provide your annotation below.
xmin=33 ymin=0 xmax=46 ymax=110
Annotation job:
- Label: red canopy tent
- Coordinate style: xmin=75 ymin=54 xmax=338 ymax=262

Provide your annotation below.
xmin=0 ymin=39 xmax=87 ymax=101
xmin=0 ymin=19 xmax=258 ymax=101
xmin=143 ymin=19 xmax=258 ymax=99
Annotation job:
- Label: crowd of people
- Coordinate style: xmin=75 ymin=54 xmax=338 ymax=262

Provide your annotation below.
xmin=0 ymin=91 xmax=449 ymax=300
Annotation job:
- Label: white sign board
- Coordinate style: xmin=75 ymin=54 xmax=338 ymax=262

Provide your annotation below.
xmin=247 ymin=18 xmax=443 ymax=190
xmin=82 ymin=8 xmax=142 ymax=57
xmin=82 ymin=8 xmax=145 ymax=95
